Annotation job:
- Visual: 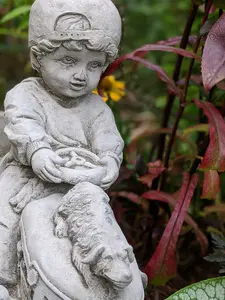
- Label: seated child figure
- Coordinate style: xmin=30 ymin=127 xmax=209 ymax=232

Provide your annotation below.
xmin=0 ymin=0 xmax=123 ymax=287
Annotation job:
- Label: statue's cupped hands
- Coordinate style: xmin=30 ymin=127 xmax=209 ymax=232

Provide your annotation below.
xmin=31 ymin=148 xmax=68 ymax=183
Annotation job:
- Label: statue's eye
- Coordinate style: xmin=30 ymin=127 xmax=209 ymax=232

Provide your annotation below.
xmin=60 ymin=57 xmax=76 ymax=65
xmin=104 ymin=255 xmax=113 ymax=261
xmin=88 ymin=61 xmax=102 ymax=70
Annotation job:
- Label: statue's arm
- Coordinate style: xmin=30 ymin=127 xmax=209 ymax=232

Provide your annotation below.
xmin=91 ymin=104 xmax=124 ymax=168
xmin=4 ymin=86 xmax=50 ymax=166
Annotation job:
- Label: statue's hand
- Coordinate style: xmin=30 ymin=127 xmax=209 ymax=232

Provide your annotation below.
xmin=9 ymin=177 xmax=41 ymax=213
xmin=31 ymin=148 xmax=67 ymax=183
xmin=100 ymin=157 xmax=119 ymax=190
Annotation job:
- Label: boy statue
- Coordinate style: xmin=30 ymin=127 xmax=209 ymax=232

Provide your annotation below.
xmin=0 ymin=0 xmax=147 ymax=299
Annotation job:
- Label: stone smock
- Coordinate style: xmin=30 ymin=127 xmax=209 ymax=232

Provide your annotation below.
xmin=3 ymin=77 xmax=124 ymax=168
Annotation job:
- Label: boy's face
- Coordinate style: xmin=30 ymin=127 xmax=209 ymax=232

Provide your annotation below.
xmin=39 ymin=46 xmax=106 ymax=99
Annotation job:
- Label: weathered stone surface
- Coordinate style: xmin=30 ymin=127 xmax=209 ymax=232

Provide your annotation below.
xmin=0 ymin=112 xmax=10 ymax=157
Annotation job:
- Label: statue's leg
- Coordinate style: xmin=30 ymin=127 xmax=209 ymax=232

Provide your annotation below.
xmin=0 ymin=165 xmax=27 ymax=287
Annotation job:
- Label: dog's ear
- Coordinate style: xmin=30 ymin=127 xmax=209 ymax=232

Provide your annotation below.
xmin=82 ymin=245 xmax=106 ymax=265
xmin=140 ymin=271 xmax=148 ymax=289
xmin=126 ymin=246 xmax=135 ymax=263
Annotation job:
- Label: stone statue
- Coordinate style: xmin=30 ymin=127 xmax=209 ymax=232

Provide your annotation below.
xmin=0 ymin=0 xmax=147 ymax=299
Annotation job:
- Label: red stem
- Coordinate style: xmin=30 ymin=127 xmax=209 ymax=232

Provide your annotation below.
xmin=158 ymin=0 xmax=213 ymax=190
xmin=157 ymin=3 xmax=198 ymax=161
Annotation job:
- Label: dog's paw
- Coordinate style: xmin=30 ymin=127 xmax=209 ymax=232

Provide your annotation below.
xmin=54 ymin=219 xmax=68 ymax=238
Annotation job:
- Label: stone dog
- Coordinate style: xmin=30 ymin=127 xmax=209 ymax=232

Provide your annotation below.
xmin=53 ymin=181 xmax=135 ymax=290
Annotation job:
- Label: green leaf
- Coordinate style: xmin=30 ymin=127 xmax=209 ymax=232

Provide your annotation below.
xmin=18 ymin=18 xmax=29 ymax=30
xmin=167 ymin=276 xmax=225 ymax=299
xmin=211 ymin=233 xmax=225 ymax=249
xmin=205 ymin=250 xmax=225 ymax=263
xmin=0 ymin=5 xmax=31 ymax=24
xmin=0 ymin=28 xmax=27 ymax=39
xmin=182 ymin=124 xmax=209 ymax=137
xmin=155 ymin=96 xmax=166 ymax=108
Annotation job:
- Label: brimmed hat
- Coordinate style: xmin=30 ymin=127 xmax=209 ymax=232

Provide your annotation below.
xmin=28 ymin=0 xmax=122 ymax=50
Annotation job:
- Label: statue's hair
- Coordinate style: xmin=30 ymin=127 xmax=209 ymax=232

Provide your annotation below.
xmin=30 ymin=38 xmax=117 ymax=72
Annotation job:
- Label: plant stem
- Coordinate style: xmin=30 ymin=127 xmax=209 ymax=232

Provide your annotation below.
xmin=189 ymin=136 xmax=209 ymax=175
xmin=158 ymin=0 xmax=213 ymax=190
xmin=158 ymin=104 xmax=185 ymax=190
xmin=157 ymin=2 xmax=198 ymax=161
xmin=187 ymin=0 xmax=214 ymax=176
xmin=183 ymin=40 xmax=201 ymax=100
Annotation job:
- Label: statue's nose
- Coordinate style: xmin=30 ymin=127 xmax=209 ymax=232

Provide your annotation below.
xmin=73 ymin=69 xmax=86 ymax=81
xmin=124 ymin=271 xmax=133 ymax=283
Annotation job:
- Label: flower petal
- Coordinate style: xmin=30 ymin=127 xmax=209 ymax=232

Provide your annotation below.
xmin=92 ymin=89 xmax=98 ymax=95
xmin=115 ymin=81 xmax=125 ymax=89
xmin=92 ymin=89 xmax=108 ymax=102
xmin=107 ymin=75 xmax=116 ymax=82
xmin=117 ymin=89 xmax=126 ymax=96
xmin=101 ymin=91 xmax=108 ymax=102
xmin=109 ymin=91 xmax=121 ymax=102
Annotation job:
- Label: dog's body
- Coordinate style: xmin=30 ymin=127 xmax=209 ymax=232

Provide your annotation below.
xmin=54 ymin=182 xmax=134 ymax=291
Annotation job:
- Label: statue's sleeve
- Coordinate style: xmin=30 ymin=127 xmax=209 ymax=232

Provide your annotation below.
xmin=91 ymin=105 xmax=124 ymax=167
xmin=4 ymin=83 xmax=50 ymax=166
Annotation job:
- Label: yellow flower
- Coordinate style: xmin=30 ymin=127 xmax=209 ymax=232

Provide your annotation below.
xmin=92 ymin=75 xmax=126 ymax=102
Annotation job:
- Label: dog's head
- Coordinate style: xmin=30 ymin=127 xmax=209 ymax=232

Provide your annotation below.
xmin=82 ymin=244 xmax=134 ymax=289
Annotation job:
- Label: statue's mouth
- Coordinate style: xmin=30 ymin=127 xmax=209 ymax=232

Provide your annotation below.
xmin=70 ymin=81 xmax=86 ymax=91
xmin=104 ymin=275 xmax=132 ymax=289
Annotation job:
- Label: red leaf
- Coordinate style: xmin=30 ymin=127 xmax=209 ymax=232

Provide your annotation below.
xmin=102 ymin=44 xmax=200 ymax=95
xmin=201 ymin=170 xmax=220 ymax=200
xmin=143 ymin=172 xmax=199 ymax=285
xmin=104 ymin=57 xmax=180 ymax=96
xmin=111 ymin=201 xmax=128 ymax=223
xmin=104 ymin=45 xmax=199 ymax=76
xmin=202 ymin=13 xmax=225 ymax=91
xmin=142 ymin=189 xmax=208 ymax=256
xmin=139 ymin=160 xmax=165 ymax=188
xmin=195 ymin=100 xmax=225 ymax=172
xmin=133 ymin=57 xmax=182 ymax=95
xmin=209 ymin=4 xmax=217 ymax=13
xmin=126 ymin=44 xmax=200 ymax=61
xmin=110 ymin=191 xmax=141 ymax=205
